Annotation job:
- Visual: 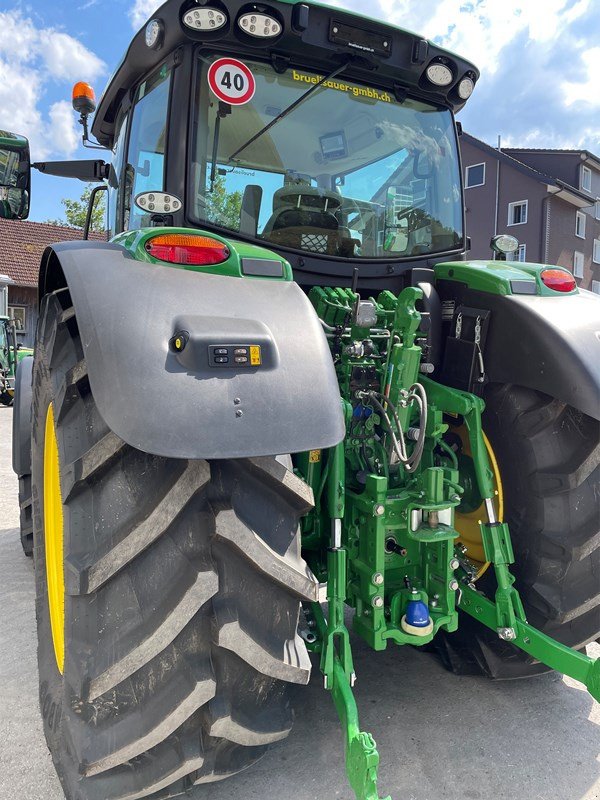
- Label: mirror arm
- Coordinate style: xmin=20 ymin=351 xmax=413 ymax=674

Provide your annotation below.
xmin=78 ymin=110 xmax=110 ymax=152
xmin=33 ymin=160 xmax=109 ymax=182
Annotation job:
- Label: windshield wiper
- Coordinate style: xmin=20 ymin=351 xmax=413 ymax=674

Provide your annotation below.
xmin=227 ymin=61 xmax=348 ymax=163
xmin=209 ymin=101 xmax=231 ymax=192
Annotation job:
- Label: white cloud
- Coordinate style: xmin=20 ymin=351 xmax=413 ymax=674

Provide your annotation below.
xmin=372 ymin=0 xmax=589 ymax=75
xmin=343 ymin=0 xmax=600 ymax=151
xmin=130 ymin=0 xmax=163 ymax=30
xmin=562 ymin=46 xmax=600 ymax=108
xmin=0 ymin=10 xmax=105 ymax=160
xmin=48 ymin=101 xmax=80 ymax=154
xmin=43 ymin=31 xmax=105 ymax=83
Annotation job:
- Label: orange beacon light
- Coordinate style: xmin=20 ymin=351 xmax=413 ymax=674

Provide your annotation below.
xmin=72 ymin=82 xmax=96 ymax=116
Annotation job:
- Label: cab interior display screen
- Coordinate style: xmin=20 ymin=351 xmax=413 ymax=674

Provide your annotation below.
xmin=320 ymin=131 xmax=347 ymax=159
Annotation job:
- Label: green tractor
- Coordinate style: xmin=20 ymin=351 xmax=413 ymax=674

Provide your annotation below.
xmin=0 ymin=278 xmax=33 ymax=407
xmin=0 ymin=133 xmax=34 ymax=407
xmin=4 ymin=2 xmax=599 ymax=798
xmin=0 ymin=314 xmax=18 ymax=405
xmin=0 ymin=316 xmax=34 ymax=406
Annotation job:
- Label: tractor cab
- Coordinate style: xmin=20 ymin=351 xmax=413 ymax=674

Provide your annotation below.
xmin=90 ymin=0 xmax=478 ymax=289
xmin=0 ymin=0 xmax=479 ymax=289
xmin=0 ymin=131 xmax=30 ymax=220
xmin=190 ymin=57 xmax=463 ymax=262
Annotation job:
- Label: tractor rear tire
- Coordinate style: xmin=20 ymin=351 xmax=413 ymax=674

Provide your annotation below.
xmin=437 ymin=383 xmax=599 ymax=679
xmin=18 ymin=474 xmax=34 ymax=557
xmin=32 ymin=288 xmax=318 ymax=800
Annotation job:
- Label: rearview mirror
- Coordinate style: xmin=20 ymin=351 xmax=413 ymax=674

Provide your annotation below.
xmin=0 ymin=131 xmax=31 ymax=220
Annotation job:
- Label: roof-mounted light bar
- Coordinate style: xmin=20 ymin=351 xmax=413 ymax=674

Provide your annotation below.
xmin=425 ymin=61 xmax=453 ymax=87
xmin=183 ymin=7 xmax=227 ymax=31
xmin=458 ymin=76 xmax=475 ymax=99
xmin=237 ymin=11 xmax=281 ymax=37
xmin=145 ymin=18 xmax=164 ymax=49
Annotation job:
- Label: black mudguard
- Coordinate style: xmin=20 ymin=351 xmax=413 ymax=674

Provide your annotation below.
xmin=438 ymin=282 xmax=600 ymax=420
xmin=12 ymin=355 xmax=33 ymax=476
xmin=39 ymin=241 xmax=345 ymax=459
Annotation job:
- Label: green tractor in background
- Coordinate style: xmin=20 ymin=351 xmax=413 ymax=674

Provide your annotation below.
xmin=0 ymin=135 xmax=34 ymax=407
xmin=3 ymin=1 xmax=599 ymax=799
xmin=0 ymin=276 xmax=33 ymax=407
xmin=1 ymin=277 xmax=34 ymax=554
xmin=0 ymin=313 xmax=19 ymax=405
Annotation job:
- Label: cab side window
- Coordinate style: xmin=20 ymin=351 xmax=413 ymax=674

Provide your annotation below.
xmin=124 ymin=65 xmax=172 ymax=231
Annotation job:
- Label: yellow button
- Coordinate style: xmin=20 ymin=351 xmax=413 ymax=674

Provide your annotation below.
xmin=249 ymin=345 xmax=261 ymax=366
xmin=309 ymin=449 xmax=321 ymax=463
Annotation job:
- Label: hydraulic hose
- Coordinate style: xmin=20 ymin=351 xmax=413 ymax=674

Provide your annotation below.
xmin=363 ymin=387 xmax=427 ymax=473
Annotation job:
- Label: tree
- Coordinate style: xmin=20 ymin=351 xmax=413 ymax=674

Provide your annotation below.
xmin=205 ymin=173 xmax=242 ymax=230
xmin=45 ymin=184 xmax=106 ymax=231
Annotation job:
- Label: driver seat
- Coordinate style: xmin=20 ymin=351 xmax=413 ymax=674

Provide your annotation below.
xmin=263 ymin=186 xmax=346 ymax=255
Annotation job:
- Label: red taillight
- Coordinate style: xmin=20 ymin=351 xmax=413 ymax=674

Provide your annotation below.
xmin=145 ymin=234 xmax=229 ymax=266
xmin=540 ymin=268 xmax=576 ymax=293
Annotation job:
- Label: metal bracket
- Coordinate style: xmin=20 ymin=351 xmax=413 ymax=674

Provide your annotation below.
xmin=460 ymin=586 xmax=600 ymax=703
xmin=479 ymin=521 xmax=526 ymax=634
xmin=312 ymin=603 xmax=391 ymax=800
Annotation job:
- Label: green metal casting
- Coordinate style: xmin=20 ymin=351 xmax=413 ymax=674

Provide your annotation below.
xmin=111 ymin=226 xmax=293 ymax=281
xmin=310 ymin=603 xmax=391 ymax=800
xmin=435 ymin=260 xmax=578 ymax=296
xmin=460 ymin=587 xmax=600 ymax=703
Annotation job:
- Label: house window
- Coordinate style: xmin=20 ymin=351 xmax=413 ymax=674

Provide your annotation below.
xmin=595 ymin=199 xmax=600 ymax=220
xmin=575 ymin=211 xmax=586 ymax=238
xmin=516 ymin=244 xmax=526 ymax=262
xmin=465 ymin=162 xmax=485 ymax=188
xmin=592 ymin=280 xmax=600 ymax=295
xmin=8 ymin=306 xmax=26 ymax=331
xmin=573 ymin=251 xmax=584 ymax=279
xmin=581 ymin=165 xmax=592 ymax=193
xmin=593 ymin=239 xmax=600 ymax=264
xmin=508 ymin=200 xmax=528 ymax=226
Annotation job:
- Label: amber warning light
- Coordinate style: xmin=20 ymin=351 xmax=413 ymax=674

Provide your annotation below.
xmin=72 ymin=82 xmax=97 ymax=116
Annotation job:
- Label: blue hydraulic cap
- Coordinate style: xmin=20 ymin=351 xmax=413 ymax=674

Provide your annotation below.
xmin=352 ymin=405 xmax=373 ymax=420
xmin=406 ymin=593 xmax=430 ymax=627
xmin=401 ymin=589 xmax=434 ymax=636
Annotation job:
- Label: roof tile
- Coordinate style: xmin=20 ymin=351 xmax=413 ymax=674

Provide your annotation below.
xmin=0 ymin=219 xmax=105 ymax=287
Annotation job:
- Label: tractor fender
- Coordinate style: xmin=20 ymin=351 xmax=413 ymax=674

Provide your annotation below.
xmin=440 ymin=284 xmax=600 ymax=420
xmin=39 ymin=241 xmax=345 ymax=459
xmin=12 ymin=355 xmax=33 ymax=476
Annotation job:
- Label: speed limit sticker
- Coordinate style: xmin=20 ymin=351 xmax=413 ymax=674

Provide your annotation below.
xmin=207 ymin=58 xmax=256 ymax=105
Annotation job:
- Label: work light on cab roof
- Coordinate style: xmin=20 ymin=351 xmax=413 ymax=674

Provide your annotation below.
xmin=182 ymin=7 xmax=228 ymax=32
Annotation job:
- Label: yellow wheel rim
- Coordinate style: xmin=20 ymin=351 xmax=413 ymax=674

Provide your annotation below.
xmin=43 ymin=403 xmax=65 ymax=674
xmin=454 ymin=427 xmax=504 ymax=575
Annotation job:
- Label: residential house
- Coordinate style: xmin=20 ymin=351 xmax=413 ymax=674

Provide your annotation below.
xmin=0 ymin=220 xmax=105 ymax=347
xmin=460 ymin=133 xmax=600 ymax=293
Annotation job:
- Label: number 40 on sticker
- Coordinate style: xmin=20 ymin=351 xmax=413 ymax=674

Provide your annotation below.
xmin=208 ymin=58 xmax=256 ymax=105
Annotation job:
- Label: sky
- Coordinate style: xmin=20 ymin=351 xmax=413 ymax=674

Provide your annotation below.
xmin=0 ymin=0 xmax=599 ymax=222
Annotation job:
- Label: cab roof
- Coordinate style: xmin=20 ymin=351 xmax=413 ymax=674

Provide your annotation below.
xmin=0 ymin=130 xmax=29 ymax=151
xmin=92 ymin=0 xmax=478 ymax=147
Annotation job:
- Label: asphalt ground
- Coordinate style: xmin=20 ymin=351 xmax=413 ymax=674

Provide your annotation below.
xmin=0 ymin=405 xmax=598 ymax=800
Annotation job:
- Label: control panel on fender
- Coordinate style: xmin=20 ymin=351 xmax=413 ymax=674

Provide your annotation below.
xmin=208 ymin=344 xmax=262 ymax=367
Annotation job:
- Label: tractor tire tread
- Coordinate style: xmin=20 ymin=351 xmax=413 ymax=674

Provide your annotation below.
xmin=32 ymin=289 xmax=314 ymax=800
